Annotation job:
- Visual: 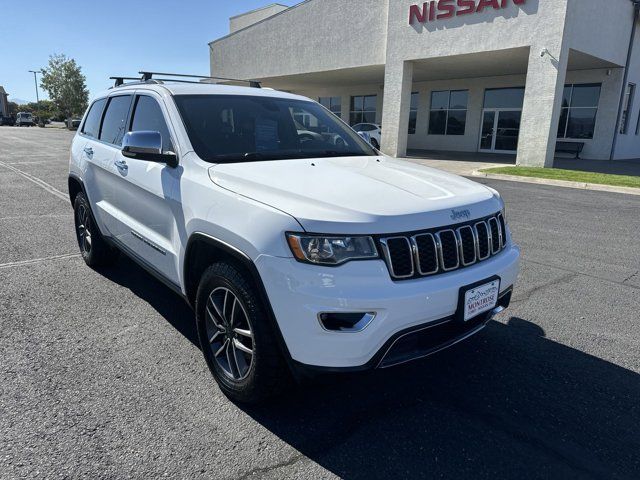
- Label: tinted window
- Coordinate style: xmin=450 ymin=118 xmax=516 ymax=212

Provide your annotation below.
xmin=100 ymin=95 xmax=132 ymax=146
xmin=429 ymin=90 xmax=468 ymax=136
xmin=82 ymin=98 xmax=106 ymax=138
xmin=483 ymin=88 xmax=525 ymax=109
xmin=558 ymin=84 xmax=601 ymax=139
xmin=350 ymin=95 xmax=377 ymax=126
xmin=409 ymin=92 xmax=419 ymax=134
xmin=130 ymin=96 xmax=174 ymax=152
xmin=174 ymin=95 xmax=376 ymax=163
xmin=319 ymin=96 xmax=341 ymax=116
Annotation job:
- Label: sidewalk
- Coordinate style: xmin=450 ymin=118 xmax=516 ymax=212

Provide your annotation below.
xmin=401 ymin=150 xmax=640 ymax=196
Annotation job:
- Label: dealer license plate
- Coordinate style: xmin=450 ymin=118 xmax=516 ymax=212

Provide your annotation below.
xmin=463 ymin=279 xmax=500 ymax=321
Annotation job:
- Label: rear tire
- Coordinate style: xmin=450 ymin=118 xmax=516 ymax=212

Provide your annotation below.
xmin=371 ymin=138 xmax=380 ymax=150
xmin=73 ymin=192 xmax=118 ymax=267
xmin=195 ymin=261 xmax=291 ymax=403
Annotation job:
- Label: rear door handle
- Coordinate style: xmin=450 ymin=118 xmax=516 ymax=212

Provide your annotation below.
xmin=83 ymin=147 xmax=93 ymax=157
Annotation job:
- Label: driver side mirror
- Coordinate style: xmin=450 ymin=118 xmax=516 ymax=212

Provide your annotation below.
xmin=122 ymin=131 xmax=178 ymax=168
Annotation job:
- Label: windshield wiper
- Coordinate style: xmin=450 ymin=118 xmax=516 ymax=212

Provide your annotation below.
xmin=314 ymin=151 xmax=371 ymax=158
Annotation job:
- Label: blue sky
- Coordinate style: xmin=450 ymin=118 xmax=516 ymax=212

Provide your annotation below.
xmin=0 ymin=1 xmax=295 ymax=103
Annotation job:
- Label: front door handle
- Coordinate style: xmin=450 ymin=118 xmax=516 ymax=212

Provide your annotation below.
xmin=114 ymin=159 xmax=128 ymax=171
xmin=83 ymin=147 xmax=94 ymax=157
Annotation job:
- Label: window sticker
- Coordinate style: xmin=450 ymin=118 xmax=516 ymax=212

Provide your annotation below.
xmin=255 ymin=117 xmax=279 ymax=151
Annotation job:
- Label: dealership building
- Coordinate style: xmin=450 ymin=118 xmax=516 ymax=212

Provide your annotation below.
xmin=210 ymin=0 xmax=640 ymax=166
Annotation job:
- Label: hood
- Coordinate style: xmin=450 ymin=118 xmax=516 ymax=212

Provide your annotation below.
xmin=208 ymin=156 xmax=502 ymax=234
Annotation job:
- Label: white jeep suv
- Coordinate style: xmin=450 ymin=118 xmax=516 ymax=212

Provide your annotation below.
xmin=69 ymin=80 xmax=520 ymax=403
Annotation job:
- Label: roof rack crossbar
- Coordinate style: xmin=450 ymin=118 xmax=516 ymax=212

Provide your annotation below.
xmin=110 ymin=76 xmax=142 ymax=87
xmin=138 ymin=71 xmax=261 ymax=88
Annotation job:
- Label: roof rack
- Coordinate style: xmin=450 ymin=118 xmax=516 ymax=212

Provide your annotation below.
xmin=110 ymin=76 xmax=144 ymax=87
xmin=139 ymin=71 xmax=262 ymax=88
xmin=110 ymin=72 xmax=262 ymax=89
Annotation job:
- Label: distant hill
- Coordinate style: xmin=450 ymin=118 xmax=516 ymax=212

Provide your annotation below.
xmin=10 ymin=98 xmax=30 ymax=105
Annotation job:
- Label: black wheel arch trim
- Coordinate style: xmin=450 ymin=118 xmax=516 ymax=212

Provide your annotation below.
xmin=68 ymin=173 xmax=87 ymax=206
xmin=184 ymin=232 xmax=298 ymax=378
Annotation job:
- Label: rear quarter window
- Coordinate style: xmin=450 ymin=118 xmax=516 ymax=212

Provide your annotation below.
xmin=82 ymin=98 xmax=107 ymax=138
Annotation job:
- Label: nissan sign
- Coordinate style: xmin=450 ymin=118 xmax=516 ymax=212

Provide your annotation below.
xmin=410 ymin=0 xmax=527 ymax=24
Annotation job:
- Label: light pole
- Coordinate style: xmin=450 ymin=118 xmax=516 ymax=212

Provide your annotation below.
xmin=28 ymin=70 xmax=41 ymax=103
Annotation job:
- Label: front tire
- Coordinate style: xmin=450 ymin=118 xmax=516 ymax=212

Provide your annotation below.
xmin=195 ymin=262 xmax=291 ymax=403
xmin=371 ymin=138 xmax=380 ymax=150
xmin=73 ymin=192 xmax=118 ymax=267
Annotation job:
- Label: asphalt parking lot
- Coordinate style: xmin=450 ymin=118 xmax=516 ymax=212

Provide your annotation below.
xmin=1 ymin=126 xmax=639 ymax=479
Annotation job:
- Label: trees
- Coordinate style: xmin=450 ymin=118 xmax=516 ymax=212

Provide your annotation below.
xmin=40 ymin=54 xmax=89 ymax=119
xmin=7 ymin=101 xmax=20 ymax=116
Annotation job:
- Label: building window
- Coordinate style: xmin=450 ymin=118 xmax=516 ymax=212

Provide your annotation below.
xmin=620 ymin=83 xmax=636 ymax=134
xmin=637 ymin=108 xmax=640 ymax=135
xmin=408 ymin=92 xmax=419 ymax=134
xmin=319 ymin=96 xmax=342 ymax=117
xmin=428 ymin=90 xmax=468 ymax=135
xmin=558 ymin=83 xmax=601 ymax=140
xmin=350 ymin=95 xmax=376 ymax=125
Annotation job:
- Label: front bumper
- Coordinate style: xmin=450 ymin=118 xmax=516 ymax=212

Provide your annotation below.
xmin=255 ymin=244 xmax=520 ymax=369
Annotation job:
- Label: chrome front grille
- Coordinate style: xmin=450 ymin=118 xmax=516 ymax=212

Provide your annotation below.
xmin=379 ymin=213 xmax=507 ymax=280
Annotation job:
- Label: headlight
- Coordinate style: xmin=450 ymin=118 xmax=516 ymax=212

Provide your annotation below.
xmin=286 ymin=233 xmax=378 ymax=265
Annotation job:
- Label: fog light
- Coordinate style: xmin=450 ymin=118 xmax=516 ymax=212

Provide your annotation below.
xmin=318 ymin=312 xmax=376 ymax=332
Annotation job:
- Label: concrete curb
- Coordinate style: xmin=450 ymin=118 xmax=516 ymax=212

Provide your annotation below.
xmin=472 ymin=170 xmax=640 ymax=196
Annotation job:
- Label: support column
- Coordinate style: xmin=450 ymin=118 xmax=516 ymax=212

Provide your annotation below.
xmin=380 ymin=61 xmax=414 ymax=157
xmin=517 ymin=46 xmax=569 ymax=167
xmin=340 ymin=95 xmax=350 ymax=124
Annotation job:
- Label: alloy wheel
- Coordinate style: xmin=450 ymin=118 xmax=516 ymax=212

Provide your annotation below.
xmin=205 ymin=287 xmax=254 ymax=381
xmin=76 ymin=204 xmax=92 ymax=254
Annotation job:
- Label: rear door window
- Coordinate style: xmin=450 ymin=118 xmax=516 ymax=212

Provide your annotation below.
xmin=82 ymin=98 xmax=107 ymax=138
xmin=129 ymin=95 xmax=174 ymax=153
xmin=99 ymin=95 xmax=132 ymax=146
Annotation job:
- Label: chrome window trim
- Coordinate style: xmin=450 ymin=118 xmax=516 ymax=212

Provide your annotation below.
xmin=474 ymin=221 xmax=491 ymax=261
xmin=380 ymin=237 xmax=414 ymax=279
xmin=435 ymin=229 xmax=460 ymax=272
xmin=456 ymin=225 xmax=477 ymax=266
xmin=488 ymin=217 xmax=502 ymax=254
xmin=411 ymin=233 xmax=439 ymax=276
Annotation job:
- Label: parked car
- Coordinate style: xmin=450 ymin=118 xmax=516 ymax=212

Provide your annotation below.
xmin=352 ymin=123 xmax=382 ymax=149
xmin=0 ymin=116 xmax=15 ymax=126
xmin=69 ymin=82 xmax=519 ymax=403
xmin=66 ymin=118 xmax=82 ymax=130
xmin=16 ymin=112 xmax=34 ymax=127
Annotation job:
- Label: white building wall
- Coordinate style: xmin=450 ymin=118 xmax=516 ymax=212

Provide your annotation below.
xmin=407 ymin=75 xmax=527 ymax=153
xmin=613 ymin=14 xmax=640 ymax=160
xmin=211 ymin=0 xmax=388 ymax=80
xmin=565 ymin=0 xmax=633 ymax=66
xmin=229 ymin=4 xmax=289 ymax=33
xmin=293 ymin=68 xmax=622 ymax=160
xmin=211 ymin=0 xmax=640 ymax=162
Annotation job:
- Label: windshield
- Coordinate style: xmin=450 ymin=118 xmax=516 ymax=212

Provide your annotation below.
xmin=174 ymin=95 xmax=377 ymax=163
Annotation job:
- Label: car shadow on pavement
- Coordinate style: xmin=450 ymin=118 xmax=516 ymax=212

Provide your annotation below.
xmin=95 ymin=258 xmax=639 ymax=478
xmin=242 ymin=317 xmax=640 ymax=479
xmin=98 ymin=255 xmax=200 ymax=348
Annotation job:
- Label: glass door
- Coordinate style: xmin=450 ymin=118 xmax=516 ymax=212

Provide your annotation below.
xmin=479 ymin=111 xmax=496 ymax=151
xmin=479 ymin=109 xmax=521 ymax=153
xmin=494 ymin=110 xmax=521 ymax=153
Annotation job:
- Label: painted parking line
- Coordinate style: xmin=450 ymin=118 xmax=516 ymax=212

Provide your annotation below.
xmin=0 ymin=159 xmax=68 ymax=201
xmin=0 ymin=213 xmax=72 ymax=221
xmin=0 ymin=253 xmax=80 ymax=270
